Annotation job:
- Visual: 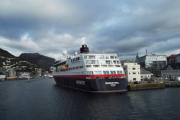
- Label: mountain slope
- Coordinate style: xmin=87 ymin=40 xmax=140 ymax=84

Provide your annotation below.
xmin=19 ymin=53 xmax=55 ymax=71
xmin=0 ymin=48 xmax=15 ymax=58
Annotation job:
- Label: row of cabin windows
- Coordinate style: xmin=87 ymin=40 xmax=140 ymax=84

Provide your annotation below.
xmin=106 ymin=60 xmax=120 ymax=64
xmin=87 ymin=71 xmax=123 ymax=75
xmin=86 ymin=65 xmax=121 ymax=68
xmin=84 ymin=55 xmax=118 ymax=59
xmin=85 ymin=60 xmax=120 ymax=65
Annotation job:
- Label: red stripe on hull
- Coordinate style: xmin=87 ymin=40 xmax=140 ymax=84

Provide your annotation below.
xmin=53 ymin=74 xmax=126 ymax=79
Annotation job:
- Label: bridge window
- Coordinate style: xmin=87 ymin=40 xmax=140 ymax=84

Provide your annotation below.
xmin=89 ymin=55 xmax=95 ymax=59
xmin=84 ymin=56 xmax=87 ymax=59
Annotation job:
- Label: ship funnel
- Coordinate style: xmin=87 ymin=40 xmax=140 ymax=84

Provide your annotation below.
xmin=80 ymin=44 xmax=89 ymax=53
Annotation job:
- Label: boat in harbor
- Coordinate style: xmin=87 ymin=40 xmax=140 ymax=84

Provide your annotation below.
xmin=53 ymin=44 xmax=128 ymax=93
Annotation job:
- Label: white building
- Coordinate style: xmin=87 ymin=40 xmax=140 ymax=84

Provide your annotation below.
xmin=0 ymin=73 xmax=6 ymax=81
xmin=138 ymin=54 xmax=167 ymax=69
xmin=123 ymin=62 xmax=141 ymax=82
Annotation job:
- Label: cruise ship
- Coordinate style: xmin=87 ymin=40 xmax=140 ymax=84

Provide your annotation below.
xmin=53 ymin=44 xmax=128 ymax=93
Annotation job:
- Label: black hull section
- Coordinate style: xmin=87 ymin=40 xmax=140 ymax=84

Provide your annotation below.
xmin=54 ymin=77 xmax=128 ymax=93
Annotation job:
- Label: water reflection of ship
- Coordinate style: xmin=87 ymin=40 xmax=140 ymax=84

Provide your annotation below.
xmin=53 ymin=44 xmax=128 ymax=93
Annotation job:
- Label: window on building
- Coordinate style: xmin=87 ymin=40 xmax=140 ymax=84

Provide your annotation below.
xmin=133 ymin=72 xmax=136 ymax=74
xmin=133 ymin=78 xmax=136 ymax=81
xmin=133 ymin=68 xmax=136 ymax=70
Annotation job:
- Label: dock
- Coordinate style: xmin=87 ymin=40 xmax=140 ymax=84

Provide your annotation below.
xmin=128 ymin=82 xmax=165 ymax=91
xmin=165 ymin=81 xmax=180 ymax=87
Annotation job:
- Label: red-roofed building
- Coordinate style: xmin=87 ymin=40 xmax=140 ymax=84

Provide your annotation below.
xmin=167 ymin=54 xmax=180 ymax=69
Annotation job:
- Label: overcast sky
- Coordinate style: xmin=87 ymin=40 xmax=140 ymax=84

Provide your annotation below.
xmin=0 ymin=0 xmax=180 ymax=60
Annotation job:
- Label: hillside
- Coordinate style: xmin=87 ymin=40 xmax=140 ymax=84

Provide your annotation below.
xmin=0 ymin=48 xmax=15 ymax=58
xmin=19 ymin=53 xmax=55 ymax=71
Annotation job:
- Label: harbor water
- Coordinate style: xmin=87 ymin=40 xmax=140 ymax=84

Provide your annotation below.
xmin=0 ymin=78 xmax=180 ymax=120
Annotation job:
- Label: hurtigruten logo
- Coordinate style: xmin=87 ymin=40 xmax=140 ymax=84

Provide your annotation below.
xmin=105 ymin=82 xmax=119 ymax=87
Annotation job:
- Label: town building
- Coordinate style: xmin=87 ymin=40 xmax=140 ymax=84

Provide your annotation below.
xmin=0 ymin=72 xmax=6 ymax=81
xmin=8 ymin=68 xmax=16 ymax=77
xmin=140 ymin=68 xmax=153 ymax=81
xmin=161 ymin=66 xmax=180 ymax=81
xmin=18 ymin=72 xmax=31 ymax=79
xmin=137 ymin=54 xmax=167 ymax=76
xmin=167 ymin=54 xmax=180 ymax=69
xmin=123 ymin=62 xmax=141 ymax=82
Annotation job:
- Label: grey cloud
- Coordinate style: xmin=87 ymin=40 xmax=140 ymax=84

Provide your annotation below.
xmin=0 ymin=0 xmax=180 ymax=59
